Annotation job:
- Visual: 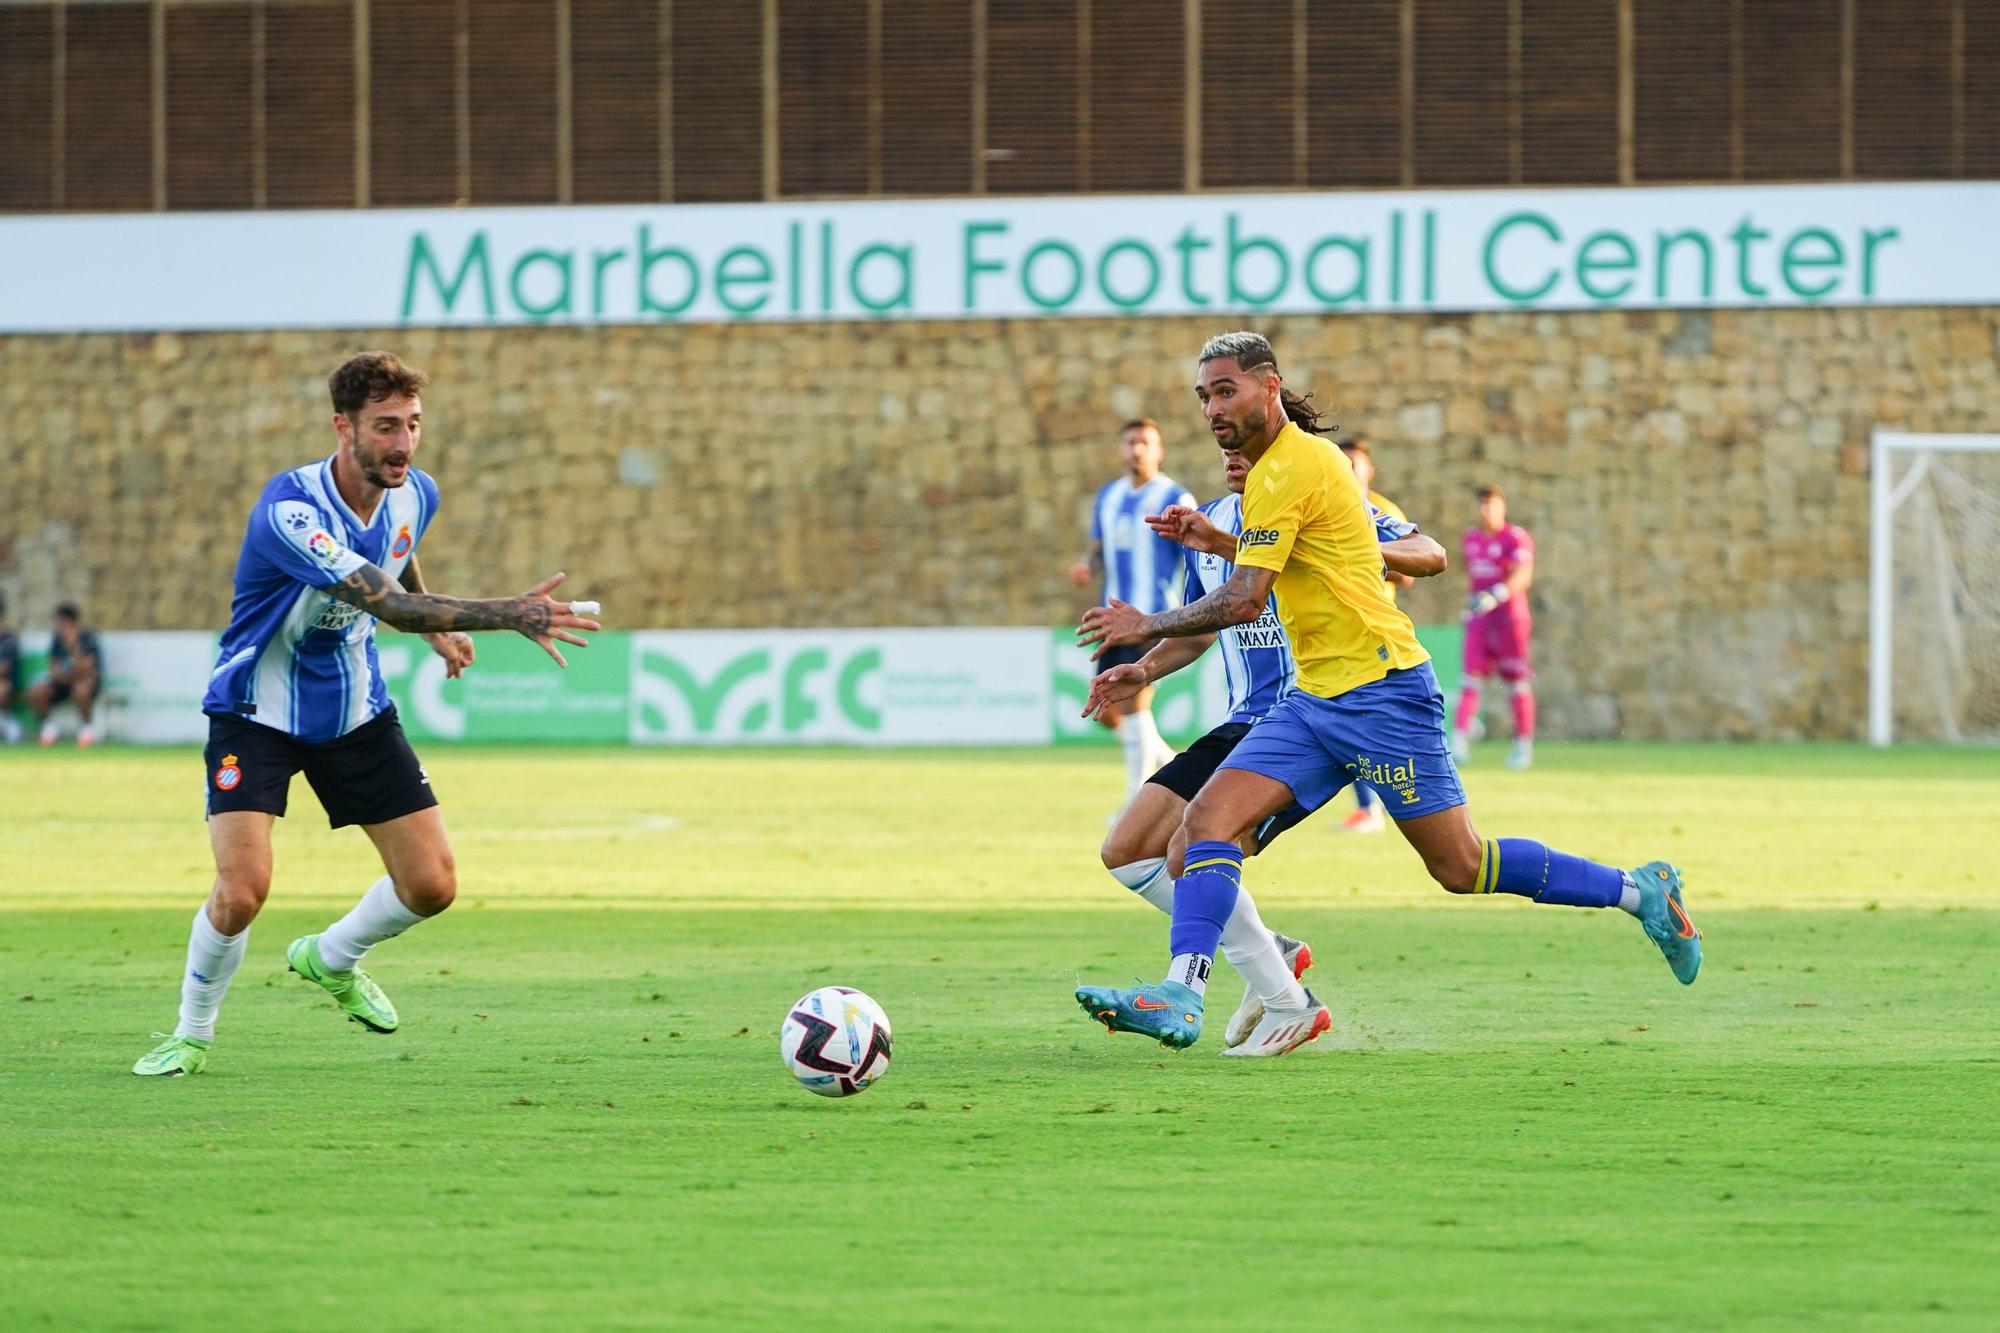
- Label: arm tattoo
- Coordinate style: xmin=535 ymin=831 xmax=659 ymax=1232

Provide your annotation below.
xmin=398 ymin=553 xmax=426 ymax=595
xmin=1142 ymin=568 xmax=1268 ymax=639
xmin=329 ymin=562 xmax=552 ymax=637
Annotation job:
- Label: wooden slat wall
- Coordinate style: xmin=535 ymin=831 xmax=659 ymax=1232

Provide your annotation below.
xmin=263 ymin=3 xmax=353 ymax=209
xmin=0 ymin=6 xmax=56 ymax=210
xmin=778 ymin=0 xmax=870 ymax=197
xmin=1632 ymin=0 xmax=1731 ymax=182
xmin=1520 ymin=0 xmax=1618 ymax=185
xmin=469 ymin=0 xmax=560 ymax=204
xmin=165 ymin=5 xmax=256 ymax=210
xmin=62 ymin=3 xmax=153 ymax=211
xmin=1304 ymin=0 xmax=1404 ymax=188
xmin=985 ymin=0 xmax=1079 ymax=193
xmin=880 ymin=0 xmax=974 ymax=195
xmin=1854 ymin=0 xmax=1955 ymax=179
xmin=672 ymin=0 xmax=762 ymax=201
xmin=571 ymin=0 xmax=662 ymax=204
xmin=1088 ymin=0 xmax=1182 ymax=193
xmin=1200 ymin=0 xmax=1295 ymax=189
xmin=1741 ymin=2 xmax=1841 ymax=182
xmin=2 ymin=0 xmax=1989 ymax=213
xmin=368 ymin=0 xmax=460 ymax=206
xmin=1413 ymin=0 xmax=1510 ymax=185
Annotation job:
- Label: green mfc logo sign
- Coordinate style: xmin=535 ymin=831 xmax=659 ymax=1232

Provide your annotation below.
xmin=631 ymin=639 xmax=883 ymax=741
xmin=627 ymin=630 xmax=1048 ymax=745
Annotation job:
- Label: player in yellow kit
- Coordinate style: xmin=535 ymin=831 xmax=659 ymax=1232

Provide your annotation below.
xmin=1335 ymin=437 xmax=1407 ymax=833
xmin=1075 ymin=332 xmax=1700 ymax=1053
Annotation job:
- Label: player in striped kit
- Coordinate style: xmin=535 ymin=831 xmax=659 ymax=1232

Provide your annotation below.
xmin=132 ymin=352 xmax=601 ymax=1077
xmin=1082 ymin=445 xmax=1446 ymax=1055
xmin=1068 ymin=418 xmax=1196 ymax=799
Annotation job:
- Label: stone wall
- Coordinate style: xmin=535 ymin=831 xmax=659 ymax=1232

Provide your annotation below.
xmin=3 ymin=308 xmax=1996 ymax=738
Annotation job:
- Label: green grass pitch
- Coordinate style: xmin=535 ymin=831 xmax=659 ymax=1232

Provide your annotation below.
xmin=4 ymin=742 xmax=1998 ymax=1330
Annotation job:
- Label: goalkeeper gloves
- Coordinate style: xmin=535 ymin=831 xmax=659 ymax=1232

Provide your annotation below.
xmin=1463 ymin=585 xmax=1511 ymax=622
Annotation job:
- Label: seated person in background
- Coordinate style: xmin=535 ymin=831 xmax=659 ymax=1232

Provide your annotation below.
xmin=29 ymin=603 xmax=102 ymax=748
xmin=0 ymin=593 xmax=19 ymax=745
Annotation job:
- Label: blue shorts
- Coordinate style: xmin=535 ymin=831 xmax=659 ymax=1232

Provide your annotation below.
xmin=1219 ymin=664 xmax=1466 ymax=821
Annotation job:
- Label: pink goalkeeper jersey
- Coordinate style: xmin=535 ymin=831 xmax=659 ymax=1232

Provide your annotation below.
xmin=1464 ymin=524 xmax=1533 ymax=615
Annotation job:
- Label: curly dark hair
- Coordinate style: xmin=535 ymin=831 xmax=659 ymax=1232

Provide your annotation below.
xmin=328 ymin=352 xmax=428 ymax=417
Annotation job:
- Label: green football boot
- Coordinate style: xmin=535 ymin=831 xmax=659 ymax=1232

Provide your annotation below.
xmin=132 ymin=1032 xmax=210 ymax=1077
xmin=286 ymin=935 xmax=399 ymax=1033
xmin=1633 ymin=861 xmax=1702 ymax=985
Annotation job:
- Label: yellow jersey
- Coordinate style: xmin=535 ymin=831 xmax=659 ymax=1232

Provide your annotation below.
xmin=1368 ymin=490 xmax=1409 ymax=603
xmin=1232 ymin=424 xmax=1429 ymax=699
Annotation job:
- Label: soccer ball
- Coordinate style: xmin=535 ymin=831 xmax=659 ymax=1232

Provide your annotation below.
xmin=781 ymin=986 xmax=892 ymax=1098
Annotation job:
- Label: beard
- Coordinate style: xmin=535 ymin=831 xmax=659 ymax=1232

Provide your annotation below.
xmin=1222 ymin=404 xmax=1267 ymax=444
xmin=356 ymin=448 xmax=409 ymax=488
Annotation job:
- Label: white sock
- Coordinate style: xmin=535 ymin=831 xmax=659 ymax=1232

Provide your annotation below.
xmin=1219 ymin=889 xmax=1308 ymax=1009
xmin=1109 ymin=858 xmax=1174 ymax=914
xmin=1166 ymin=952 xmax=1212 ymax=997
xmin=1618 ymin=873 xmax=1641 ymax=915
xmin=1115 ymin=715 xmax=1148 ymax=794
xmin=317 ymin=876 xmax=424 ymax=971
xmin=175 ymin=907 xmax=248 ymax=1041
xmin=1131 ymin=709 xmax=1170 ymax=766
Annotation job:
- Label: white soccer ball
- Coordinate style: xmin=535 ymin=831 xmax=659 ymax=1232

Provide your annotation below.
xmin=780 ymin=986 xmax=893 ymax=1098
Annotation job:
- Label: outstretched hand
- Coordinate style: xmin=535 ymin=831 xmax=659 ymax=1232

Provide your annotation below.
xmin=1081 ymin=663 xmax=1148 ymax=720
xmin=1077 ymin=598 xmax=1150 ymax=660
xmin=519 ymin=572 xmax=603 ymax=667
xmin=1147 ymin=505 xmax=1230 ymax=556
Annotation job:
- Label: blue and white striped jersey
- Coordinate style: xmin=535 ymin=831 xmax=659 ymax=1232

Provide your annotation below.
xmin=1092 ymin=473 xmax=1196 ymax=614
xmin=203 ymin=457 xmax=439 ymax=743
xmin=1185 ymin=494 xmax=1416 ymax=725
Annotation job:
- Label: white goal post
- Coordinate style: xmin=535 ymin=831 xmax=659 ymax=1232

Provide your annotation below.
xmin=1869 ymin=431 xmax=2000 ymax=746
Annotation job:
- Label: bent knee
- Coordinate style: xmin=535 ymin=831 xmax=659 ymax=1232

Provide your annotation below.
xmin=1429 ymin=852 xmax=1484 ymax=895
xmin=400 ymin=859 xmax=458 ymax=916
xmin=211 ymin=873 xmax=271 ymax=928
xmin=1180 ymin=795 xmax=1235 ymax=846
xmin=1100 ymin=830 xmax=1148 ymax=871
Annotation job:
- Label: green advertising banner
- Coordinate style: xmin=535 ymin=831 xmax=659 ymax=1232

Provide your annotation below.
xmin=1414 ymin=624 xmax=1461 ymax=701
xmin=376 ymin=630 xmax=631 ymax=743
xmin=1048 ymin=628 xmax=1222 ymax=748
xmin=81 ymin=626 xmax=1464 ymax=746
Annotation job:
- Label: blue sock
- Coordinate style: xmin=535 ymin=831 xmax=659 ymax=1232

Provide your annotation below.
xmin=1477 ymin=837 xmax=1625 ymax=908
xmin=1167 ymin=841 xmax=1243 ymax=960
xmin=1355 ymin=783 xmax=1379 ymax=812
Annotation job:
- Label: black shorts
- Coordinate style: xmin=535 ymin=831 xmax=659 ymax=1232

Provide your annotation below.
xmin=1094 ymin=641 xmax=1158 ymax=675
xmin=204 ymin=706 xmax=437 ymax=829
xmin=1146 ymin=720 xmax=1311 ymax=847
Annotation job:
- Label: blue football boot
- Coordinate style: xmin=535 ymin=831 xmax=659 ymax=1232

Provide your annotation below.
xmin=1633 ymin=861 xmax=1701 ymax=984
xmin=1076 ymin=979 xmax=1205 ymax=1050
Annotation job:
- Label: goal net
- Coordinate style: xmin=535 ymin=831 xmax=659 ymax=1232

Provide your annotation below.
xmin=1870 ymin=433 xmax=2000 ymax=745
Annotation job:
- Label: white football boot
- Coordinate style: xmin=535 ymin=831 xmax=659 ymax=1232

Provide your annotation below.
xmin=1223 ymin=934 xmax=1313 ymax=1049
xmin=1220 ymin=988 xmax=1332 ymax=1058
